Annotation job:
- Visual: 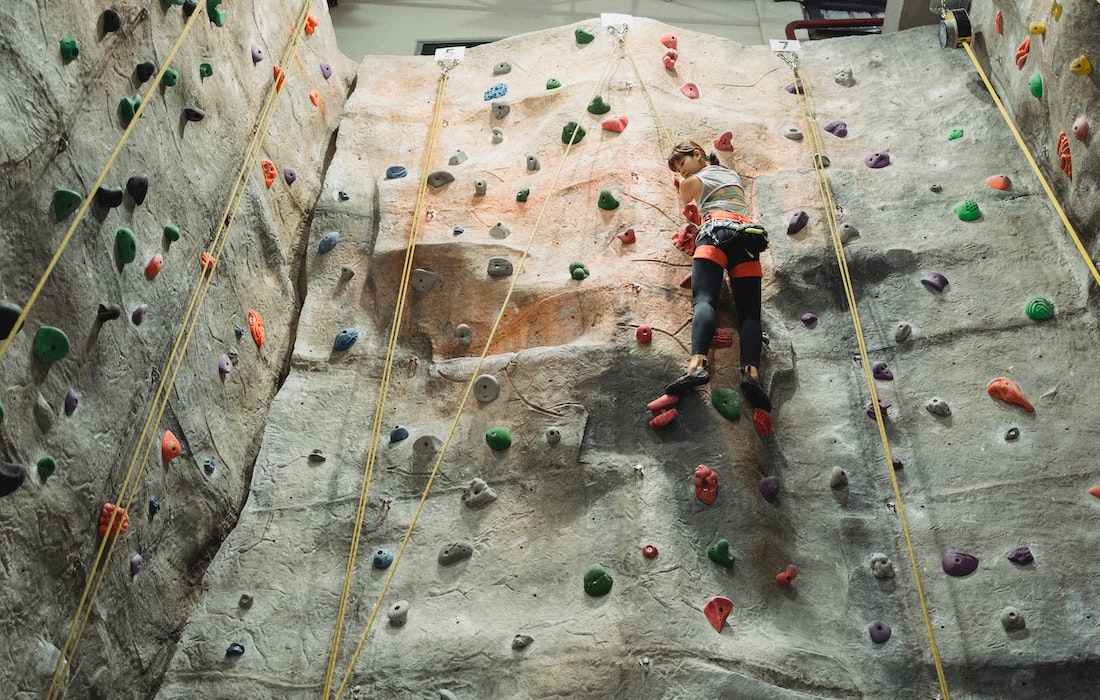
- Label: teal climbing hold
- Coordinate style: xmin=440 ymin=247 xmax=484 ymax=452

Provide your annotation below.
xmin=516 ymin=188 xmax=529 ymax=202
xmin=164 ymin=224 xmax=181 ymax=242
xmin=60 ymin=37 xmax=79 ymax=62
xmin=948 ymin=128 xmax=963 ymax=140
xmin=575 ymin=28 xmax=595 ymax=44
xmin=120 ymin=95 xmax=142 ymax=127
xmin=583 ymin=563 xmax=613 ymax=596
xmin=546 ymin=78 xmax=561 ymax=89
xmin=1029 ymin=73 xmax=1043 ymax=99
xmin=485 ymin=427 xmax=512 ymax=451
xmin=954 ymin=200 xmax=980 ymax=221
xmin=162 ymin=68 xmax=180 ymax=87
xmin=562 ymin=121 xmax=585 ymax=144
xmin=207 ymin=0 xmax=227 ymax=26
xmin=587 ymin=95 xmax=611 ymax=115
xmin=53 ymin=189 xmax=82 ymax=219
xmin=711 ymin=388 xmax=741 ymax=420
xmin=708 ymin=538 xmax=735 ymax=567
xmin=1025 ymin=296 xmax=1054 ymax=320
xmin=37 ymin=456 xmax=57 ymax=482
xmin=116 ymin=228 xmax=137 ymax=264
xmin=33 ymin=326 xmax=70 ymax=364
xmin=597 ymin=189 xmax=620 ymax=210
xmin=199 ymin=63 xmax=213 ymax=78
xmin=165 ymin=0 xmax=184 ymax=4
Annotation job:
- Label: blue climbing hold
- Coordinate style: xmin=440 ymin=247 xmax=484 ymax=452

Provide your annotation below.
xmin=333 ymin=328 xmax=359 ymax=351
xmin=452 ymin=227 xmax=464 ymax=235
xmin=149 ymin=496 xmax=160 ymax=518
xmin=234 ymin=324 xmax=244 ymax=339
xmin=390 ymin=425 xmax=409 ymax=443
xmin=372 ymin=548 xmax=394 ymax=569
xmin=484 ymin=82 xmax=507 ymax=100
xmin=203 ymin=458 xmax=215 ymax=475
xmin=226 ymin=643 xmax=246 ymax=657
xmin=386 ymin=165 xmax=407 ymax=179
xmin=318 ymin=231 xmax=339 ymax=254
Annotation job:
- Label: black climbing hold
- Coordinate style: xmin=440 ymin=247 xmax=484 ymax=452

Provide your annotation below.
xmin=102 ymin=9 xmax=122 ymax=33
xmin=136 ymin=61 xmax=156 ymax=83
xmin=338 ymin=191 xmax=350 ymax=201
xmin=94 ymin=186 xmax=124 ymax=210
xmin=203 ymin=458 xmax=215 ymax=475
xmin=1 ymin=301 xmax=25 ymax=339
xmin=183 ymin=105 xmax=205 ymax=122
xmin=225 ymin=643 xmax=245 ymax=657
xmin=97 ymin=304 xmax=121 ymax=323
xmin=126 ymin=175 xmax=148 ymax=205
xmin=1005 ymin=427 xmax=1020 ymax=441
xmin=148 ymin=496 xmax=160 ymax=518
xmin=183 ymin=0 xmax=198 ymax=17
xmin=1 ymin=461 xmax=28 ymax=497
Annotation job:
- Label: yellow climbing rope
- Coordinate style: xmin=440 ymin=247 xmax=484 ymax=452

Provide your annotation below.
xmin=44 ymin=5 xmax=314 ymax=697
xmin=327 ymin=35 xmax=624 ymax=700
xmin=961 ymin=41 xmax=1100 ymax=288
xmin=622 ymin=39 xmax=676 ymax=152
xmin=787 ymin=61 xmax=952 ymax=700
xmin=0 ymin=8 xmax=206 ymax=367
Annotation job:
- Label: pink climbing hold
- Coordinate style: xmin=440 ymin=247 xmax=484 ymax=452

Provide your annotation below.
xmin=1072 ymin=117 xmax=1088 ymax=142
xmin=776 ymin=564 xmax=798 ymax=587
xmin=987 ymin=377 xmax=1034 ymax=412
xmin=647 ymin=393 xmax=679 ymax=429
xmin=662 ymin=49 xmax=678 ymax=71
xmin=680 ymin=82 xmax=699 ymax=99
xmin=660 ymin=33 xmax=677 ymax=50
xmin=714 ymin=131 xmax=733 ymax=151
xmin=617 ymin=228 xmax=636 ymax=244
xmin=694 ymin=464 xmax=718 ymax=505
xmin=703 ymin=596 xmax=732 ymax=632
xmin=600 ymin=114 xmax=628 ymax=133
xmin=1088 ymin=486 xmax=1100 ymax=500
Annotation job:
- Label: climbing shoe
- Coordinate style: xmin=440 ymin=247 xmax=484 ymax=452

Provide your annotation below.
xmin=666 ymin=366 xmax=710 ymax=396
xmin=739 ymin=374 xmax=772 ymax=412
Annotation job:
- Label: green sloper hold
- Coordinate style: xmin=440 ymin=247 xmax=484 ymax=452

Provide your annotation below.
xmin=1025 ymin=295 xmax=1054 ymax=320
xmin=34 ymin=326 xmax=70 ymax=364
xmin=711 ymin=388 xmax=741 ymax=420
xmin=546 ymin=78 xmax=561 ymax=90
xmin=947 ymin=128 xmax=963 ymax=140
xmin=116 ymin=228 xmax=137 ymax=264
xmin=562 ymin=121 xmax=585 ymax=144
xmin=583 ymin=564 xmax=613 ymax=596
xmin=587 ymin=95 xmax=610 ymax=115
xmin=120 ymin=95 xmax=142 ymax=127
xmin=1029 ymin=73 xmax=1043 ymax=99
xmin=954 ymin=199 xmax=980 ymax=221
xmin=60 ymin=37 xmax=79 ymax=62
xmin=575 ymin=28 xmax=595 ymax=44
xmin=37 ymin=456 xmax=57 ymax=482
xmin=162 ymin=68 xmax=179 ymax=87
xmin=53 ymin=189 xmax=82 ymax=218
xmin=597 ymin=189 xmax=619 ymax=210
xmin=516 ymin=188 xmax=529 ymax=202
xmin=199 ymin=63 xmax=214 ymax=78
xmin=485 ymin=427 xmax=512 ymax=451
xmin=708 ymin=538 xmax=735 ymax=567
xmin=207 ymin=0 xmax=227 ymax=26
xmin=164 ymin=224 xmax=181 ymax=242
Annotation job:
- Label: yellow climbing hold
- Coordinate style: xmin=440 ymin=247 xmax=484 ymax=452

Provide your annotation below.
xmin=1050 ymin=1 xmax=1062 ymax=20
xmin=1029 ymin=21 xmax=1046 ymax=35
xmin=1070 ymin=55 xmax=1092 ymax=76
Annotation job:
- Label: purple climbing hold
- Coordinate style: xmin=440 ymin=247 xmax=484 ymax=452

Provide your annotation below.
xmin=864 ymin=152 xmax=890 ymax=168
xmin=758 ymin=476 xmax=780 ymax=503
xmin=941 ymin=547 xmax=979 ymax=576
xmin=824 ymin=120 xmax=848 ymax=137
xmin=865 ymin=397 xmax=891 ymax=418
xmin=64 ymin=389 xmax=78 ymax=416
xmin=130 ymin=553 xmax=144 ymax=577
xmin=801 ymin=313 xmax=817 ymax=325
xmin=891 ymin=458 xmax=903 ymax=470
xmin=1008 ymin=546 xmax=1034 ymax=565
xmin=131 ymin=305 xmax=147 ymax=325
xmin=786 ymin=210 xmax=809 ymax=235
xmin=218 ymin=354 xmax=232 ymax=375
xmin=250 ymin=43 xmax=264 ymax=63
xmin=283 ymin=168 xmax=296 ymax=185
xmin=320 ymin=62 xmax=332 ymax=80
xmin=868 ymin=621 xmax=891 ymax=643
xmin=871 ymin=362 xmax=893 ymax=380
xmin=921 ymin=271 xmax=949 ymax=291
xmin=785 ymin=80 xmax=804 ymax=94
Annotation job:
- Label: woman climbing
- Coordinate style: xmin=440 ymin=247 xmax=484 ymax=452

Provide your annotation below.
xmin=664 ymin=141 xmax=772 ymax=415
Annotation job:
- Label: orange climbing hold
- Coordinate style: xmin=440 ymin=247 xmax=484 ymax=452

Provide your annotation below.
xmin=97 ymin=503 xmax=129 ymax=538
xmin=273 ymin=65 xmax=286 ymax=92
xmin=987 ymin=377 xmax=1034 ymax=412
xmin=1015 ymin=36 xmax=1030 ymax=70
xmin=145 ymin=253 xmax=163 ymax=279
xmin=985 ymin=174 xmax=1011 ymax=190
xmin=310 ymin=89 xmax=320 ymax=107
xmin=305 ymin=14 xmax=320 ymax=35
xmin=1057 ymin=130 xmax=1072 ymax=178
xmin=260 ymin=158 xmax=277 ymax=187
xmin=1089 ymin=486 xmax=1100 ymax=499
xmin=162 ymin=430 xmax=182 ymax=462
xmin=248 ymin=309 xmax=265 ymax=347
xmin=200 ymin=251 xmax=217 ymax=272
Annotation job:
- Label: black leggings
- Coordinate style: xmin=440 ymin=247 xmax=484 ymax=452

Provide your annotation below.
xmin=690 ymin=257 xmax=762 ymax=369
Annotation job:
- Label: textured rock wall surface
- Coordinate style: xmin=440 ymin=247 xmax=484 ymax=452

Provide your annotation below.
xmin=0 ymin=2 xmax=353 ymax=698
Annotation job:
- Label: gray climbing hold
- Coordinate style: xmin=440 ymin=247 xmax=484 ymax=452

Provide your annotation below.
xmin=34 ymin=394 xmax=54 ymax=433
xmin=546 ymin=428 xmax=561 ymax=444
xmin=484 ymin=82 xmax=507 ymax=100
xmin=462 ymin=477 xmax=498 ymax=508
xmin=473 ymin=374 xmax=500 ymax=402
xmin=439 ymin=691 xmax=458 ymax=700
xmin=455 ymin=324 xmax=472 ymax=345
xmin=812 ymin=154 xmax=831 ymax=168
xmin=838 ymin=223 xmax=859 ymax=243
xmin=868 ymin=620 xmax=891 ymax=643
xmin=413 ymin=434 xmax=442 ymax=456
xmin=925 ymin=396 xmax=951 ymax=417
xmin=130 ymin=554 xmax=144 ymax=577
xmin=427 ymin=171 xmax=454 ymax=187
xmin=318 ymin=231 xmax=339 ymax=254
xmin=1000 ymin=606 xmax=1025 ymax=631
xmin=487 ymin=258 xmax=513 ymax=278
xmin=835 ymin=67 xmax=856 ymax=86
xmin=782 ymin=126 xmax=803 ymax=140
xmin=511 ymin=634 xmax=534 ymax=650
xmin=493 ymin=61 xmax=511 ymax=75
xmin=526 ymin=154 xmax=540 ymax=171
xmin=491 ymin=127 xmax=504 ymax=144
xmin=448 ymin=150 xmax=468 ymax=166
xmin=829 ymin=466 xmax=848 ymax=488
xmin=474 ymin=179 xmax=487 ymax=196
xmin=411 ymin=269 xmax=439 ymax=292
xmin=387 ymin=600 xmax=410 ymax=626
xmin=333 ymin=328 xmax=359 ymax=351
xmin=131 ymin=304 xmax=147 ymax=325
xmin=895 ymin=322 xmax=912 ymax=342
xmin=870 ymin=552 xmax=895 ymax=579
xmin=489 ymin=222 xmax=510 ymax=239
xmin=438 ymin=541 xmax=474 ymax=566
xmin=491 ymin=101 xmax=510 ymax=119
xmin=930 ymin=183 xmax=943 ymax=193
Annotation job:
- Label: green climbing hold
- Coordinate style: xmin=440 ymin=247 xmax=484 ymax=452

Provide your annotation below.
xmin=1025 ymin=295 xmax=1054 ymax=320
xmin=165 ymin=0 xmax=184 ymax=4
xmin=199 ymin=63 xmax=214 ymax=78
xmin=1029 ymin=73 xmax=1043 ymax=99
xmin=597 ymin=189 xmax=620 ymax=210
xmin=546 ymin=78 xmax=561 ymax=90
xmin=569 ymin=261 xmax=586 ymax=274
xmin=707 ymin=538 xmax=735 ymax=567
xmin=37 ymin=456 xmax=57 ymax=482
xmin=516 ymin=188 xmax=529 ymax=203
xmin=711 ymin=388 xmax=741 ymax=421
xmin=116 ymin=228 xmax=137 ymax=264
xmin=60 ymin=37 xmax=79 ymax=62
xmin=947 ymin=128 xmax=963 ymax=140
xmin=162 ymin=68 xmax=180 ymax=87
xmin=485 ymin=427 xmax=512 ymax=451
xmin=33 ymin=326 xmax=70 ymax=364
xmin=562 ymin=121 xmax=586 ymax=145
xmin=953 ymin=199 xmax=980 ymax=221
xmin=52 ymin=189 xmax=82 ymax=219
xmin=583 ymin=563 xmax=613 ymax=596
xmin=164 ymin=224 xmax=181 ymax=242
xmin=587 ymin=95 xmax=611 ymax=115
xmin=575 ymin=28 xmax=595 ymax=44
xmin=120 ymin=95 xmax=142 ymax=127
xmin=569 ymin=262 xmax=590 ymax=280
xmin=207 ymin=0 xmax=227 ymax=26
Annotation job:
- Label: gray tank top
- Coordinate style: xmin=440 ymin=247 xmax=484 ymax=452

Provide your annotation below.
xmin=695 ymin=165 xmax=747 ymax=216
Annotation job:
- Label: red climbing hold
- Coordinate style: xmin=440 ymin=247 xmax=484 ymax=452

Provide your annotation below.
xmin=679 ymin=273 xmax=692 ymax=289
xmin=995 ymin=10 xmax=1003 ymax=35
xmin=162 ymin=430 xmax=181 ymax=462
xmin=694 ymin=464 xmax=718 ymax=505
xmin=617 ymin=228 xmax=636 ymax=244
xmin=987 ymin=377 xmax=1034 ymax=412
xmin=97 ymin=503 xmax=129 ymax=538
xmin=641 ymin=544 xmax=659 ymax=559
xmin=985 ymin=174 xmax=1011 ymax=190
xmin=305 ymin=14 xmax=320 ymax=35
xmin=310 ymin=89 xmax=320 ymax=107
xmin=1089 ymin=486 xmax=1100 ymax=499
xmin=671 ymin=223 xmax=697 ymax=256
xmin=260 ymin=158 xmax=277 ymax=187
xmin=647 ymin=393 xmax=678 ymax=429
xmin=703 ymin=595 xmax=732 ymax=632
xmin=1015 ymin=36 xmax=1030 ymax=70
xmin=636 ymin=325 xmax=653 ymax=344
xmin=662 ymin=49 xmax=678 ymax=71
xmin=660 ymin=33 xmax=677 ymax=50
xmin=600 ymin=114 xmax=628 ymax=132
xmin=682 ymin=202 xmax=701 ymax=225
xmin=1057 ymin=131 xmax=1071 ymax=178
xmin=711 ymin=328 xmax=733 ymax=349
xmin=776 ymin=564 xmax=798 ymax=587
xmin=145 ymin=253 xmax=163 ymax=279
xmin=649 ymin=410 xmax=677 ymax=429
xmin=248 ymin=309 xmax=265 ymax=347
xmin=714 ymin=131 xmax=734 ymax=152
xmin=753 ymin=408 xmax=773 ymax=437
xmin=273 ymin=65 xmax=286 ymax=92
xmin=200 ymin=251 xmax=217 ymax=272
